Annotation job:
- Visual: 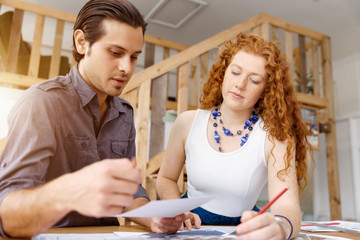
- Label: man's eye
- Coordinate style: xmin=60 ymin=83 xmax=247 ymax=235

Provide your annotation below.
xmin=110 ymin=50 xmax=121 ymax=56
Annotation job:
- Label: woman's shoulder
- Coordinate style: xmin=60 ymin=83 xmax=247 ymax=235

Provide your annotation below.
xmin=176 ymin=110 xmax=198 ymax=125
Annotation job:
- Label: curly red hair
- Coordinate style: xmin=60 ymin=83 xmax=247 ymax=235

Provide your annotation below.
xmin=200 ymin=32 xmax=312 ymax=195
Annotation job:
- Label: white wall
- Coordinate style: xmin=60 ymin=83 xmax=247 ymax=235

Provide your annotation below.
xmin=313 ymin=51 xmax=360 ymax=221
xmin=0 ymin=87 xmax=25 ymax=139
xmin=333 ymin=53 xmax=360 ymax=116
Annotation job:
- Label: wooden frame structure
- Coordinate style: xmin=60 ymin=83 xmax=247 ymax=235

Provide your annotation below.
xmin=0 ymin=0 xmax=341 ymax=220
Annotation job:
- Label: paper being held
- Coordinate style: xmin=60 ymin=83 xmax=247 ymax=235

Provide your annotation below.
xmin=117 ymin=195 xmax=216 ymax=218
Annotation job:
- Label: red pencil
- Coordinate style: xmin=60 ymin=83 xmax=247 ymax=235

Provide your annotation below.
xmin=256 ymin=187 xmax=289 ymax=215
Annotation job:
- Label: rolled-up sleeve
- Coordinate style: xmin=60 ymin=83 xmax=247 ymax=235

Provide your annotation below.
xmin=0 ymin=88 xmax=56 ymax=237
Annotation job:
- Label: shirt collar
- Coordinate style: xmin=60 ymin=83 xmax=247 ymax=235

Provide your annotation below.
xmin=69 ymin=65 xmax=128 ymax=113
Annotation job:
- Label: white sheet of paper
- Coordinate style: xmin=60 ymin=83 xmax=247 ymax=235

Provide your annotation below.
xmin=117 ymin=195 xmax=216 ymax=218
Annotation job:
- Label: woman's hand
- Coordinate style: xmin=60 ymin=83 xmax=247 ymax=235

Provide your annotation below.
xmin=236 ymin=211 xmax=286 ymax=240
xmin=179 ymin=211 xmax=201 ymax=231
xmin=149 ymin=212 xmax=201 ymax=234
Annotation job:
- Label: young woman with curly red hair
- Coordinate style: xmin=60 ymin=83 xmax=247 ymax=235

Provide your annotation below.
xmin=157 ymin=32 xmax=312 ymax=239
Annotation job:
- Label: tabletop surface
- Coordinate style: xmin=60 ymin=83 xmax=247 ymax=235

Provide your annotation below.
xmin=1 ymin=224 xmax=359 ymax=239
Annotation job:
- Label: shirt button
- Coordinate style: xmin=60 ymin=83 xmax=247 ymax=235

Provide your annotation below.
xmin=81 ymin=142 xmax=87 ymax=149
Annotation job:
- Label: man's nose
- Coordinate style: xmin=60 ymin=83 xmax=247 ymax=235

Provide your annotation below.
xmin=118 ymin=57 xmax=132 ymax=73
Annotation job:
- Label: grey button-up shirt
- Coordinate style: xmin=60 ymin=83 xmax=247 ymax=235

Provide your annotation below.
xmin=0 ymin=66 xmax=148 ymax=237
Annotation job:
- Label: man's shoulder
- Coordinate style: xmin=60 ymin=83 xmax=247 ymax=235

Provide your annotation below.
xmin=114 ymin=97 xmax=134 ymax=112
xmin=35 ymin=75 xmax=71 ymax=93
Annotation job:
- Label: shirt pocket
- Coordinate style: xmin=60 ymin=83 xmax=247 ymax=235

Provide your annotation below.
xmin=65 ymin=136 xmax=96 ymax=171
xmin=111 ymin=140 xmax=129 ymax=158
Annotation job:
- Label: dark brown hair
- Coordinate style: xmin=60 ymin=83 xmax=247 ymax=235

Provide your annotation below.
xmin=200 ymin=33 xmax=312 ymax=195
xmin=72 ymin=0 xmax=147 ymax=62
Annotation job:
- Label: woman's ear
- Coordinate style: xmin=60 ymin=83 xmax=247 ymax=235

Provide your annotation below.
xmin=74 ymin=29 xmax=88 ymax=55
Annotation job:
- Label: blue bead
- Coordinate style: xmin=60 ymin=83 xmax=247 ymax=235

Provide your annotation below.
xmin=230 ymin=133 xmax=233 ymax=136
xmin=248 ymin=126 xmax=253 ymax=131
xmin=224 ymin=129 xmax=230 ymax=135
xmin=252 ymin=115 xmax=259 ymax=121
xmin=213 ymin=123 xmax=218 ymax=127
xmin=214 ymin=131 xmax=218 ymax=134
xmin=237 ymin=130 xmax=242 ymax=135
xmin=245 ymin=120 xmax=251 ymax=126
xmin=241 ymin=136 xmax=248 ymax=143
xmin=214 ymin=134 xmax=220 ymax=140
xmin=245 ymin=133 xmax=249 ymax=137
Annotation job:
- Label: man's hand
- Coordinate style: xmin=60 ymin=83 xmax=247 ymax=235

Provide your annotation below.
xmin=60 ymin=159 xmax=141 ymax=217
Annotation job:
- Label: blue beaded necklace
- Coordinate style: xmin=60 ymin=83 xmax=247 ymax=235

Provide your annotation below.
xmin=212 ymin=107 xmax=259 ymax=152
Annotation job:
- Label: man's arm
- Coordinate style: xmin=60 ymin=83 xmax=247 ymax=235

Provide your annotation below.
xmin=0 ymin=159 xmax=141 ymax=238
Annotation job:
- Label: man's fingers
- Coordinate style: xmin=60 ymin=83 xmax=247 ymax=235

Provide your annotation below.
xmin=99 ymin=159 xmax=142 ymax=184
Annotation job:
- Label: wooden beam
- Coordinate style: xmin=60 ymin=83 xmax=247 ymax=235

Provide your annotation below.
xmin=144 ymin=35 xmax=188 ymax=52
xmin=49 ymin=19 xmax=65 ymax=79
xmin=0 ymin=0 xmax=76 ymax=22
xmin=310 ymin=40 xmax=321 ymax=97
xmin=296 ymin=92 xmax=327 ymax=109
xmin=198 ymin=52 xmax=209 ymax=106
xmin=260 ymin=22 xmax=269 ymax=40
xmin=176 ymin=62 xmax=189 ymax=193
xmin=285 ymin=31 xmax=294 ymax=86
xmin=258 ymin=13 xmax=326 ymax=41
xmin=0 ymin=71 xmax=44 ymax=87
xmin=28 ymin=14 xmax=45 ymax=78
xmin=321 ymin=36 xmax=342 ymax=220
xmin=189 ymin=58 xmax=198 ymax=107
xmin=146 ymin=150 xmax=165 ymax=176
xmin=5 ymin=9 xmax=23 ymax=73
xmin=298 ymin=34 xmax=307 ymax=93
xmin=122 ymin=14 xmax=263 ymax=95
xmin=136 ymin=79 xmax=151 ymax=188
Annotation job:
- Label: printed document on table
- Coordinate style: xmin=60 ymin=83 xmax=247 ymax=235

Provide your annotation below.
xmin=301 ymin=220 xmax=360 ymax=233
xmin=117 ymin=195 xmax=216 ymax=218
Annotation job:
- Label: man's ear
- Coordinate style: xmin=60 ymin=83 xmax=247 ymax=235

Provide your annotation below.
xmin=74 ymin=29 xmax=88 ymax=55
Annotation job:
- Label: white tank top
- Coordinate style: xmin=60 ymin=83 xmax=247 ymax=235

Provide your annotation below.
xmin=185 ymin=109 xmax=268 ymax=217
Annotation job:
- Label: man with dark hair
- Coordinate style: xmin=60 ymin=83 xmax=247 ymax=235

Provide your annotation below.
xmin=0 ymin=0 xmax=186 ymax=237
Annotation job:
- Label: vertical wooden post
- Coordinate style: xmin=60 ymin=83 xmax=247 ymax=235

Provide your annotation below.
xmin=252 ymin=25 xmax=261 ymax=36
xmin=28 ymin=14 xmax=45 ymax=78
xmin=198 ymin=52 xmax=208 ymax=106
xmin=5 ymin=9 xmax=24 ymax=73
xmin=298 ymin=34 xmax=307 ymax=93
xmin=190 ymin=58 xmax=198 ymax=107
xmin=285 ymin=31 xmax=294 ymax=85
xmin=321 ymin=36 xmax=342 ymax=220
xmin=177 ymin=62 xmax=189 ymax=193
xmin=49 ymin=19 xmax=65 ymax=79
xmin=310 ymin=40 xmax=320 ymax=96
xmin=260 ymin=22 xmax=269 ymax=40
xmin=121 ymin=88 xmax=138 ymax=122
xmin=136 ymin=79 xmax=151 ymax=188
